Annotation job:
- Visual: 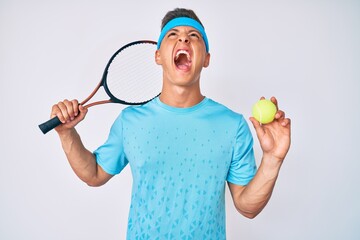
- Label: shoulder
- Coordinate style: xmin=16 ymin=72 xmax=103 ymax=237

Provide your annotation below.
xmin=205 ymin=98 xmax=245 ymax=122
xmin=117 ymin=98 xmax=159 ymax=124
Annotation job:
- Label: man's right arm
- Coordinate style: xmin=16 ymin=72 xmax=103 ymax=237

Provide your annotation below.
xmin=52 ymin=99 xmax=113 ymax=186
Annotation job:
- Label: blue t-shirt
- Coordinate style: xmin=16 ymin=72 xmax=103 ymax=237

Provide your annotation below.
xmin=94 ymin=97 xmax=256 ymax=239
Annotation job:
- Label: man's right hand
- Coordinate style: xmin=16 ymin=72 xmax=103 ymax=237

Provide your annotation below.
xmin=51 ymin=99 xmax=88 ymax=133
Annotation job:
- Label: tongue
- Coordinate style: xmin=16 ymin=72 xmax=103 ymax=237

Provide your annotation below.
xmin=175 ymin=54 xmax=190 ymax=70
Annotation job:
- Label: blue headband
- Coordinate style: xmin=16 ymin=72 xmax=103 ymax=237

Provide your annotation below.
xmin=157 ymin=17 xmax=209 ymax=52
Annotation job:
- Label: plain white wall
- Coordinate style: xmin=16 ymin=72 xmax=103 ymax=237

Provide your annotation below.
xmin=1 ymin=0 xmax=359 ymax=239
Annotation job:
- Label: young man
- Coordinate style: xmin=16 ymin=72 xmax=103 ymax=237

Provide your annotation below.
xmin=51 ymin=8 xmax=291 ymax=239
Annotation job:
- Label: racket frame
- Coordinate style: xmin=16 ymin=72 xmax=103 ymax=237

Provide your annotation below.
xmin=83 ymin=40 xmax=160 ymax=108
xmin=39 ymin=40 xmax=161 ymax=134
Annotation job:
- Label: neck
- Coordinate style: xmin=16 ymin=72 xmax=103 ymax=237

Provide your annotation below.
xmin=159 ymin=85 xmax=204 ymax=108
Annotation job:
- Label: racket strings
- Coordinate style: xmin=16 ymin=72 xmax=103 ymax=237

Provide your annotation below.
xmin=106 ymin=43 xmax=162 ymax=104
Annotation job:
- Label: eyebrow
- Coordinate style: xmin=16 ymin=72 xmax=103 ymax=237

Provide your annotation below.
xmin=168 ymin=28 xmax=201 ymax=35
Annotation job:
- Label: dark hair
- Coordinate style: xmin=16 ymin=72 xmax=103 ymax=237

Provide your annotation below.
xmin=161 ymin=8 xmax=204 ymax=29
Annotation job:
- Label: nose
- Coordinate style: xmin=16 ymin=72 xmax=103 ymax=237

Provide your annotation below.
xmin=178 ymin=35 xmax=189 ymax=44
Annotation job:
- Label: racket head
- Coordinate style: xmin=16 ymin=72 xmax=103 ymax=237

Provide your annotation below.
xmin=103 ymin=40 xmax=162 ymax=105
xmin=39 ymin=40 xmax=162 ymax=135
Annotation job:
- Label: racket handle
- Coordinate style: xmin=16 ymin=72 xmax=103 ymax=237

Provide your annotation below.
xmin=38 ymin=116 xmax=62 ymax=134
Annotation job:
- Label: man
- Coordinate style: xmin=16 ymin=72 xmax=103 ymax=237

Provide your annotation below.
xmin=50 ymin=8 xmax=291 ymax=239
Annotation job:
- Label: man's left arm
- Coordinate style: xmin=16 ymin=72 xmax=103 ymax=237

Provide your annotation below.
xmin=228 ymin=97 xmax=291 ymax=219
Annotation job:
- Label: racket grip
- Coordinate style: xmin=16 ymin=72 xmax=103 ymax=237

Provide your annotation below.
xmin=38 ymin=116 xmax=62 ymax=134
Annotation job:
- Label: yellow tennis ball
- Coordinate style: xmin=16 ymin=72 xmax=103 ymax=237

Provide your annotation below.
xmin=252 ymin=99 xmax=277 ymax=124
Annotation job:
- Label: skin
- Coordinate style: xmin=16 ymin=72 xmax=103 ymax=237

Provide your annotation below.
xmin=155 ymin=26 xmax=210 ymax=107
xmin=229 ymin=96 xmax=291 ymax=218
xmin=51 ymin=25 xmax=291 ymax=219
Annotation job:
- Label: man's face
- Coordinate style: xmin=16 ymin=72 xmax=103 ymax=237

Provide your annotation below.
xmin=155 ymin=26 xmax=210 ymax=88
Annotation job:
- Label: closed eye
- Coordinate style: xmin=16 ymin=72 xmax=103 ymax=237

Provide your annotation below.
xmin=189 ymin=33 xmax=200 ymax=39
xmin=167 ymin=31 xmax=178 ymax=38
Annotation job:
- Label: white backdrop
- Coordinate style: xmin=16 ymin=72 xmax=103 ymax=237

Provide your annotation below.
xmin=1 ymin=0 xmax=359 ymax=239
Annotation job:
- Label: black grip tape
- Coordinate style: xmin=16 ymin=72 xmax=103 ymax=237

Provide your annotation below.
xmin=38 ymin=116 xmax=62 ymax=134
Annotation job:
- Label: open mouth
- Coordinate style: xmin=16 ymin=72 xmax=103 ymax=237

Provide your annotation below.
xmin=174 ymin=49 xmax=192 ymax=70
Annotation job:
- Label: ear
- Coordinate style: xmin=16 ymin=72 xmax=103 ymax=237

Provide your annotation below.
xmin=155 ymin=50 xmax=162 ymax=65
xmin=203 ymin=52 xmax=211 ymax=68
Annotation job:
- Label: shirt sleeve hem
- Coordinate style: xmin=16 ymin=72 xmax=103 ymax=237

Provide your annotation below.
xmin=96 ymin=156 xmax=120 ymax=176
xmin=226 ymin=176 xmax=253 ymax=186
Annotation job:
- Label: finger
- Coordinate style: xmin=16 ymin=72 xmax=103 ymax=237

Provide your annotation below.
xmin=275 ymin=110 xmax=285 ymax=120
xmin=249 ymin=117 xmax=265 ymax=137
xmin=281 ymin=118 xmax=291 ymax=127
xmin=58 ymin=99 xmax=77 ymax=123
xmin=58 ymin=100 xmax=72 ymax=123
xmin=270 ymin=96 xmax=278 ymax=109
xmin=69 ymin=99 xmax=80 ymax=119
xmin=63 ymin=99 xmax=77 ymax=121
xmin=77 ymin=104 xmax=88 ymax=120
xmin=51 ymin=104 xmax=62 ymax=121
xmin=52 ymin=101 xmax=68 ymax=123
xmin=79 ymin=104 xmax=87 ymax=113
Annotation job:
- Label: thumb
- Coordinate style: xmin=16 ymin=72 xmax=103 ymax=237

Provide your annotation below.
xmin=249 ymin=116 xmax=265 ymax=138
xmin=77 ymin=105 xmax=88 ymax=121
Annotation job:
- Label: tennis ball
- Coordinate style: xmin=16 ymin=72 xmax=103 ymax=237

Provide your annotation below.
xmin=252 ymin=99 xmax=277 ymax=124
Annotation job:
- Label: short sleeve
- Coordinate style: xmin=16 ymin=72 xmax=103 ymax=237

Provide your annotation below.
xmin=226 ymin=116 xmax=257 ymax=186
xmin=93 ymin=113 xmax=128 ymax=175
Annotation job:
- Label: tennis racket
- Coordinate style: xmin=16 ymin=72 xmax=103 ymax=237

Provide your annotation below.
xmin=39 ymin=40 xmax=162 ymax=134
